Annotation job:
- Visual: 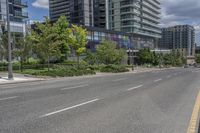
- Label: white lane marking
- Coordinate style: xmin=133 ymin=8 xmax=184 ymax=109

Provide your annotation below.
xmin=61 ymin=84 xmax=89 ymax=90
xmin=0 ymin=96 xmax=18 ymax=101
xmin=154 ymin=78 xmax=162 ymax=82
xmin=40 ymin=99 xmax=99 ymax=118
xmin=112 ymin=78 xmax=126 ymax=82
xmin=127 ymin=85 xmax=143 ymax=91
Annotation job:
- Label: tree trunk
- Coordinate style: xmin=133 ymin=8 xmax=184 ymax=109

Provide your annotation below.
xmin=20 ymin=59 xmax=23 ymax=72
xmin=77 ymin=55 xmax=80 ymax=69
xmin=48 ymin=56 xmax=50 ymax=72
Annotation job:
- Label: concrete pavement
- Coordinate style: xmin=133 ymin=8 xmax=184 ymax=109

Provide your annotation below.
xmin=0 ymin=68 xmax=200 ymax=133
xmin=0 ymin=72 xmax=43 ymax=85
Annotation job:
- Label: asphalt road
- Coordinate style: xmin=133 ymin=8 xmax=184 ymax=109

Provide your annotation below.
xmin=0 ymin=68 xmax=200 ymax=133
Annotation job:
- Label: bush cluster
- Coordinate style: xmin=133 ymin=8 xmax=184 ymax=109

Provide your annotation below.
xmin=100 ymin=65 xmax=129 ymax=73
xmin=22 ymin=67 xmax=96 ymax=77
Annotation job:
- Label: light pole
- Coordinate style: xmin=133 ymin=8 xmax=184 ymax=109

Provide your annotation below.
xmin=6 ymin=0 xmax=13 ymax=80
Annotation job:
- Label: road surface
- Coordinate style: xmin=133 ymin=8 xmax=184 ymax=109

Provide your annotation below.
xmin=0 ymin=68 xmax=200 ymax=133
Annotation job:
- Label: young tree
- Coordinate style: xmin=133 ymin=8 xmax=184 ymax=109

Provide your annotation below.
xmin=68 ymin=24 xmax=87 ymax=68
xmin=53 ymin=16 xmax=70 ymax=62
xmin=30 ymin=17 xmax=61 ymax=71
xmin=97 ymin=40 xmax=127 ymax=65
xmin=13 ymin=35 xmax=32 ymax=72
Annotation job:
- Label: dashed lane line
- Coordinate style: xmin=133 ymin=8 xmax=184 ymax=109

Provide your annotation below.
xmin=61 ymin=84 xmax=89 ymax=91
xmin=127 ymin=85 xmax=143 ymax=91
xmin=154 ymin=78 xmax=162 ymax=82
xmin=112 ymin=78 xmax=126 ymax=82
xmin=40 ymin=99 xmax=99 ymax=118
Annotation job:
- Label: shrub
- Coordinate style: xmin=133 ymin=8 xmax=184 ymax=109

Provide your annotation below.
xmin=26 ymin=58 xmax=40 ymax=65
xmin=100 ymin=65 xmax=129 ymax=73
xmin=21 ymin=67 xmax=96 ymax=77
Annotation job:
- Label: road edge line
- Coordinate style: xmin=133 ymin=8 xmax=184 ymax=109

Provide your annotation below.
xmin=187 ymin=90 xmax=200 ymax=133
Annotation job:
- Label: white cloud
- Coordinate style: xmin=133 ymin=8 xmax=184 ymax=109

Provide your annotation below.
xmin=160 ymin=0 xmax=200 ymax=28
xmin=160 ymin=0 xmax=200 ymax=44
xmin=32 ymin=0 xmax=49 ymax=9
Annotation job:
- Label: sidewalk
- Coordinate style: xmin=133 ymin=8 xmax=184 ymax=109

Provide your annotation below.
xmin=0 ymin=72 xmax=44 ymax=85
xmin=96 ymin=67 xmax=175 ymax=76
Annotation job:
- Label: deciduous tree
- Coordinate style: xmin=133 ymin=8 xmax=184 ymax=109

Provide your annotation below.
xmin=68 ymin=24 xmax=87 ymax=68
xmin=30 ymin=17 xmax=61 ymax=71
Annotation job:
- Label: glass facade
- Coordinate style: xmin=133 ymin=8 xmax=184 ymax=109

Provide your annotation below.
xmin=0 ymin=0 xmax=28 ymax=34
xmin=86 ymin=27 xmax=132 ymax=51
xmin=108 ymin=0 xmax=161 ymax=39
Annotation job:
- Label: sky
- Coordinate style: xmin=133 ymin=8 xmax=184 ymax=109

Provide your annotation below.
xmin=29 ymin=0 xmax=200 ymax=44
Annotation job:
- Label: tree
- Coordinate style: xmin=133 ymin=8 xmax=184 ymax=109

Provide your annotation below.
xmin=163 ymin=53 xmax=172 ymax=66
xmin=0 ymin=33 xmax=8 ymax=60
xmin=96 ymin=40 xmax=127 ymax=65
xmin=68 ymin=24 xmax=87 ymax=68
xmin=13 ymin=35 xmax=32 ymax=72
xmin=196 ymin=54 xmax=200 ymax=64
xmin=53 ymin=16 xmax=70 ymax=62
xmin=137 ymin=48 xmax=153 ymax=65
xmin=152 ymin=51 xmax=160 ymax=66
xmin=30 ymin=17 xmax=61 ymax=71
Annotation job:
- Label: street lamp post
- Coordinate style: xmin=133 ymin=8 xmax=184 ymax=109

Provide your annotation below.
xmin=6 ymin=0 xmax=13 ymax=80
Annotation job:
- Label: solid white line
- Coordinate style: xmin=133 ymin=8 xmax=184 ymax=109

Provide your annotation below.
xmin=127 ymin=85 xmax=143 ymax=91
xmin=0 ymin=96 xmax=18 ymax=101
xmin=154 ymin=78 xmax=162 ymax=82
xmin=112 ymin=78 xmax=126 ymax=82
xmin=61 ymin=84 xmax=89 ymax=90
xmin=40 ymin=99 xmax=99 ymax=118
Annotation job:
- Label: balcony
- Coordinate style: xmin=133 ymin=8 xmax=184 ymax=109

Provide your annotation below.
xmin=14 ymin=10 xmax=28 ymax=18
xmin=13 ymin=0 xmax=28 ymax=8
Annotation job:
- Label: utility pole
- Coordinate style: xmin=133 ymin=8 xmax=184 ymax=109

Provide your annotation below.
xmin=6 ymin=0 xmax=13 ymax=80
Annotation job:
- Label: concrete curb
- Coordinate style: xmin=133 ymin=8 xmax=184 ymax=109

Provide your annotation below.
xmin=0 ymin=67 xmax=177 ymax=86
xmin=0 ymin=79 xmax=45 ymax=86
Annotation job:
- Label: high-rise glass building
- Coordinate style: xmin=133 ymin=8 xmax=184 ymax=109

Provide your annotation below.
xmin=0 ymin=0 xmax=28 ymax=33
xmin=108 ymin=0 xmax=161 ymax=38
xmin=49 ymin=0 xmax=108 ymax=29
xmin=49 ymin=0 xmax=94 ymax=27
xmin=93 ymin=0 xmax=108 ymax=29
xmin=49 ymin=0 xmax=161 ymax=49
